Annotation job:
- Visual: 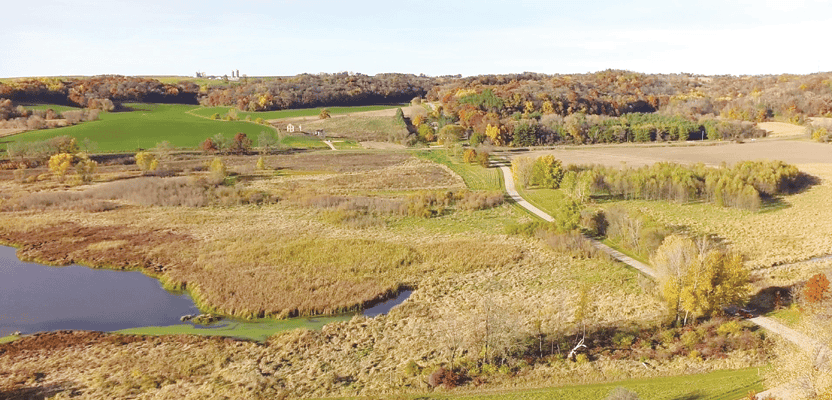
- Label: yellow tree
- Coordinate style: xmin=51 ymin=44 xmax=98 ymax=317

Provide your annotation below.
xmin=135 ymin=151 xmax=157 ymax=171
xmin=485 ymin=124 xmax=508 ymax=145
xmin=651 ymin=235 xmax=698 ymax=323
xmin=680 ymin=250 xmax=749 ymax=320
xmin=48 ymin=153 xmax=73 ymax=181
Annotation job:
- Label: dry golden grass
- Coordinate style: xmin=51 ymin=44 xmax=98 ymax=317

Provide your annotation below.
xmin=610 ymin=163 xmax=832 ymax=278
xmin=757 ymin=122 xmax=806 ymax=137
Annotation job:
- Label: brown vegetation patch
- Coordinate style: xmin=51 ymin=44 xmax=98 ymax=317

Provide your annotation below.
xmin=267 ymin=151 xmax=410 ymax=172
xmin=0 ymin=222 xmax=195 ymax=274
xmin=321 ymin=158 xmax=464 ymax=191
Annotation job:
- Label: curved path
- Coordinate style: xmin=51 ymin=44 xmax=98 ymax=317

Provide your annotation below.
xmin=497 ymin=163 xmax=657 ymax=279
xmin=496 ymin=161 xmax=828 ymax=399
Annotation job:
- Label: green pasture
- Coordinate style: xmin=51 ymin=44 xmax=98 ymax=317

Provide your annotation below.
xmin=189 ymin=105 xmax=400 ymax=121
xmin=117 ymin=314 xmax=353 ymax=342
xmin=1 ymin=103 xmax=292 ymax=153
xmin=22 ymin=104 xmax=82 ymax=113
xmin=415 ymin=150 xmax=503 ymax=191
xmin=321 ymin=367 xmax=764 ymax=400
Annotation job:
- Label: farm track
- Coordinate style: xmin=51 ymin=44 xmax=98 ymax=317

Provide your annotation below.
xmin=494 ymin=160 xmax=828 ymax=399
xmin=496 ymin=162 xmax=657 ymax=279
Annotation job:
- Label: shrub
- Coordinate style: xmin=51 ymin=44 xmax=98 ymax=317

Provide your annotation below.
xmin=717 ymin=321 xmax=743 ymax=336
xmin=135 ymin=151 xmax=157 ymax=171
xmin=209 ymin=157 xmax=227 ymax=179
xmin=427 ymin=367 xmax=459 ymax=389
xmin=200 ymin=138 xmax=218 ymax=154
xmin=256 ymin=156 xmax=266 ymax=171
xmin=48 ymin=153 xmax=73 ymax=181
xmin=469 ymin=130 xmax=485 ymax=145
xmin=805 ymin=273 xmax=830 ymax=304
xmin=456 ymin=191 xmax=504 ymax=211
xmin=75 ymin=155 xmax=97 ymax=182
xmin=538 ymin=230 xmax=604 ymax=259
xmin=319 ymin=108 xmax=331 ymax=119
xmin=210 ymin=113 xmax=220 ymax=120
xmin=418 ymin=123 xmax=435 ymax=142
xmin=463 ymin=148 xmax=477 ymax=163
xmin=476 ymin=150 xmax=490 ymax=167
xmin=403 ymin=360 xmax=420 ymax=376
xmin=231 ymin=132 xmax=252 ymax=154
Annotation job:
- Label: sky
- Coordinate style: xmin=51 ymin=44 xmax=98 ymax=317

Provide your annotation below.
xmin=2 ymin=0 xmax=831 ymax=78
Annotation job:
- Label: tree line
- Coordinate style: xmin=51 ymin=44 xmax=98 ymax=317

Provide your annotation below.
xmin=197 ymin=72 xmax=435 ymax=111
xmin=0 ymin=98 xmax=99 ymax=130
xmin=0 ymin=76 xmax=198 ymax=108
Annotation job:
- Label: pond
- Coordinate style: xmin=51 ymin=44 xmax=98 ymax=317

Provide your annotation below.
xmin=0 ymin=246 xmax=412 ymax=340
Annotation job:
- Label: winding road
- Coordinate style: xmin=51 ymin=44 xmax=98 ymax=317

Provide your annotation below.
xmin=495 ymin=162 xmax=829 ymax=399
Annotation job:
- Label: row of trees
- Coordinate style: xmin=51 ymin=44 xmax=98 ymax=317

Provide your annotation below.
xmin=566 ymin=160 xmax=806 ymax=211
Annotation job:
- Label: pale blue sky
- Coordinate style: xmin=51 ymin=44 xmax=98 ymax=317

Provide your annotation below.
xmin=2 ymin=0 xmax=830 ymax=78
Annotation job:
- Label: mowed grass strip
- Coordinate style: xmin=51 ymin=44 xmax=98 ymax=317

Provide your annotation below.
xmin=319 ymin=367 xmax=763 ymax=400
xmin=3 ymin=103 xmax=280 ymax=153
xmin=416 ymin=150 xmax=503 ymax=191
xmin=189 ymin=105 xmax=401 ymax=120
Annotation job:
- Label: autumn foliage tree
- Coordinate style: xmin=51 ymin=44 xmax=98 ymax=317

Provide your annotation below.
xmin=805 ymin=273 xmax=830 ymax=304
xmin=48 ymin=153 xmax=73 ymax=181
xmin=529 ymin=155 xmax=564 ymax=189
xmin=652 ymin=235 xmax=750 ymax=324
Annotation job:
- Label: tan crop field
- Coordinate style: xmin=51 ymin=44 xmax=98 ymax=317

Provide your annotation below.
xmin=522 ymin=140 xmax=832 ymax=168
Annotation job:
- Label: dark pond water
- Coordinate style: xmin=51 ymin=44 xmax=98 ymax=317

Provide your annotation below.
xmin=0 ymin=246 xmax=199 ymax=337
xmin=0 ymin=246 xmax=412 ymax=336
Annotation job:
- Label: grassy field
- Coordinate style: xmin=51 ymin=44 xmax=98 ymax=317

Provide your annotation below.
xmin=0 ymin=335 xmax=18 ymax=344
xmin=21 ymin=104 xmax=82 ymax=113
xmin=416 ymin=150 xmax=503 ymax=191
xmin=301 ymin=114 xmax=409 ymax=142
xmin=117 ymin=314 xmax=352 ymax=342
xmin=0 ymin=103 xmax=336 ymax=153
xmin=189 ymin=105 xmax=400 ymax=121
xmin=319 ymin=367 xmax=763 ymax=400
xmin=606 ymin=163 xmax=832 ymax=271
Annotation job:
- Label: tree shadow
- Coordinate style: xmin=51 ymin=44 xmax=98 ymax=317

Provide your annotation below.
xmin=0 ymin=382 xmax=71 ymax=400
xmin=747 ymin=285 xmax=796 ymax=314
xmin=671 ymin=391 xmax=705 ymax=400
